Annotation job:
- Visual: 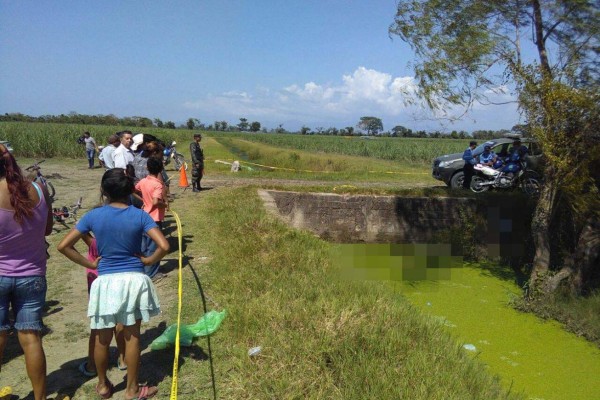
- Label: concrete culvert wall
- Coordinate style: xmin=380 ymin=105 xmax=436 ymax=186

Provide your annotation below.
xmin=259 ymin=190 xmax=535 ymax=260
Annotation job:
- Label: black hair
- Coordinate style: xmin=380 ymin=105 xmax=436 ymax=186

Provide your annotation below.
xmin=147 ymin=156 xmax=164 ymax=175
xmin=101 ymin=168 xmax=134 ymax=202
xmin=116 ymin=130 xmax=133 ymax=138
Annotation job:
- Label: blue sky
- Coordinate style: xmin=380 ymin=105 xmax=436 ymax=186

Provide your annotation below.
xmin=0 ymin=1 xmax=521 ymax=132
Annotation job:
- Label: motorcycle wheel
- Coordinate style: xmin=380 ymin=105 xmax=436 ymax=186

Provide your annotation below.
xmin=521 ymin=176 xmax=541 ymax=196
xmin=174 ymin=154 xmax=188 ymax=171
xmin=470 ymin=176 xmax=490 ymax=193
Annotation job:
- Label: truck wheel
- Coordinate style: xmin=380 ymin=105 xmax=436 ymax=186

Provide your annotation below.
xmin=450 ymin=171 xmax=464 ymax=189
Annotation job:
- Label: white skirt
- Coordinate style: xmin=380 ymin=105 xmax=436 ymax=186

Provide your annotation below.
xmin=87 ymin=272 xmax=161 ymax=329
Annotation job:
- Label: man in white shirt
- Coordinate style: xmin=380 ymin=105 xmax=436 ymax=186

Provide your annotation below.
xmin=98 ymin=135 xmax=120 ymax=169
xmin=112 ymin=131 xmax=135 ymax=169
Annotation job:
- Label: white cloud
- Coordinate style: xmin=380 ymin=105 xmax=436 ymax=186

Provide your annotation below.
xmin=182 ymin=67 xmax=519 ymax=131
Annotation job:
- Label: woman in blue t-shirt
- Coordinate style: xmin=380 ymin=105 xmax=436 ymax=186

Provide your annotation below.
xmin=58 ymin=168 xmax=168 ymax=400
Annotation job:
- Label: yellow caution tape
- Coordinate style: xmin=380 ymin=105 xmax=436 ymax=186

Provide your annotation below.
xmin=215 ymin=159 xmax=429 ymax=175
xmin=169 ymin=209 xmax=184 ymax=400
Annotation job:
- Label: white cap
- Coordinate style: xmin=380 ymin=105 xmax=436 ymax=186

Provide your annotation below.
xmin=131 ymin=134 xmax=144 ymax=151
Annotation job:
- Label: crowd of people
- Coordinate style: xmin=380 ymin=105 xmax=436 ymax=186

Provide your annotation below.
xmin=1 ymin=131 xmax=205 ymax=399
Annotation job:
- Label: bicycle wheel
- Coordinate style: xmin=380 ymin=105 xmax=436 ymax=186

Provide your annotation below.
xmin=45 ymin=181 xmax=56 ymax=201
xmin=174 ymin=154 xmax=188 ymax=171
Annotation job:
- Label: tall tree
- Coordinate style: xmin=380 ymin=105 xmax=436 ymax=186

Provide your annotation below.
xmin=186 ymin=118 xmax=200 ymax=130
xmin=390 ymin=0 xmax=600 ymax=295
xmin=357 ymin=116 xmax=383 ymax=135
xmin=392 ymin=125 xmax=413 ymax=137
xmin=250 ymin=121 xmax=261 ymax=132
xmin=238 ymin=118 xmax=249 ymax=131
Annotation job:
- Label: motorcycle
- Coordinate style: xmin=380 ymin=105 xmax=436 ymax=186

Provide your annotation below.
xmin=163 ymin=141 xmax=187 ymax=171
xmin=471 ymin=159 xmax=541 ymax=196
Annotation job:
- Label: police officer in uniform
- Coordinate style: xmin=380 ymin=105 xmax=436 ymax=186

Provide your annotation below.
xmin=462 ymin=140 xmax=477 ymax=189
xmin=190 ymin=133 xmax=204 ymax=192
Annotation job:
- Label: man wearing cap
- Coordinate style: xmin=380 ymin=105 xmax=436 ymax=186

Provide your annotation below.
xmin=509 ymin=139 xmax=528 ymax=161
xmin=478 ymin=145 xmax=497 ymax=167
xmin=112 ymin=131 xmax=135 ymax=169
xmin=190 ymin=133 xmax=204 ymax=192
xmin=462 ymin=140 xmax=478 ymax=189
xmin=98 ymin=134 xmax=120 ymax=169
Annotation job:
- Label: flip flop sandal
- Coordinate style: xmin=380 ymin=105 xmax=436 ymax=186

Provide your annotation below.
xmin=95 ymin=380 xmax=114 ymax=399
xmin=78 ymin=360 xmax=97 ymax=377
xmin=0 ymin=386 xmax=12 ymax=400
xmin=130 ymin=385 xmax=158 ymax=400
xmin=117 ymin=360 xmax=128 ymax=371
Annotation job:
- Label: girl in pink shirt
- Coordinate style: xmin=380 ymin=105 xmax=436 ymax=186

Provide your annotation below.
xmin=135 ymin=157 xmax=168 ymax=279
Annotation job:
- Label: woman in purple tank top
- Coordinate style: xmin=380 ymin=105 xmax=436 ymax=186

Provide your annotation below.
xmin=0 ymin=144 xmax=53 ymax=400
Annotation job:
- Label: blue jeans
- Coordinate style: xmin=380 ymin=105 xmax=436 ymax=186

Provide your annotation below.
xmin=0 ymin=276 xmax=47 ymax=331
xmin=86 ymin=149 xmax=96 ymax=168
xmin=142 ymin=222 xmax=163 ymax=278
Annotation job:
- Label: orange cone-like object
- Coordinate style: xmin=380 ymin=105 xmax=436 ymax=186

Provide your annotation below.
xmin=178 ymin=165 xmax=189 ymax=188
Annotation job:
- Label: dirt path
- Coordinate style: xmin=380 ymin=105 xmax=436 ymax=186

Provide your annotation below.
xmin=3 ymin=159 xmax=438 ymax=399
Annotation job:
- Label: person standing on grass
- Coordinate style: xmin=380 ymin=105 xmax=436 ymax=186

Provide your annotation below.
xmin=57 ymin=168 xmax=168 ymax=400
xmin=462 ymin=140 xmax=477 ymax=189
xmin=0 ymin=143 xmax=53 ymax=400
xmin=190 ymin=133 xmax=204 ymax=192
xmin=98 ymin=135 xmax=120 ymax=170
xmin=112 ymin=131 xmax=135 ymax=169
xmin=78 ymin=233 xmax=128 ymax=378
xmin=83 ymin=131 xmax=100 ymax=169
xmin=135 ymin=157 xmax=168 ymax=280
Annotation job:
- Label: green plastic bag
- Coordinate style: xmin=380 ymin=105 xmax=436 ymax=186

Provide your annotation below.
xmin=150 ymin=310 xmax=226 ymax=350
xmin=188 ymin=310 xmax=227 ymax=337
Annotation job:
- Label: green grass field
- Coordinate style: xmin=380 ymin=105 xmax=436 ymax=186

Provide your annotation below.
xmin=163 ymin=185 xmax=518 ymax=399
xmin=210 ymin=131 xmax=470 ymax=165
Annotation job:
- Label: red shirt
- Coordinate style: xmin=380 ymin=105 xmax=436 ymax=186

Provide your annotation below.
xmin=135 ymin=175 xmax=165 ymax=222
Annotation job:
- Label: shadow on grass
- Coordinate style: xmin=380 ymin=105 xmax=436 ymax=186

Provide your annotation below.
xmin=476 ymin=261 xmax=528 ymax=288
xmin=184 ymin=260 xmax=218 ymax=400
xmin=1 ymin=299 xmax=64 ymax=370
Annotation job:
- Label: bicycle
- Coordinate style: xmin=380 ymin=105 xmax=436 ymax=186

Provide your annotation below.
xmin=53 ymin=197 xmax=82 ymax=226
xmin=25 ymin=160 xmax=56 ymax=201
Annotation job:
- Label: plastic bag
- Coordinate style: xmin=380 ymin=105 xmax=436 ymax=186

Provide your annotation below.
xmin=188 ymin=310 xmax=227 ymax=338
xmin=150 ymin=324 xmax=195 ymax=350
xmin=150 ymin=310 xmax=226 ymax=350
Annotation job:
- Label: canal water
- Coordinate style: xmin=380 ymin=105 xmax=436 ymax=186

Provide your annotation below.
xmin=398 ymin=264 xmax=599 ymax=399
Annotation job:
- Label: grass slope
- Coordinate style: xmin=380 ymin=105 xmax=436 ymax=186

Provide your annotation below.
xmin=165 ymin=186 xmax=518 ymax=399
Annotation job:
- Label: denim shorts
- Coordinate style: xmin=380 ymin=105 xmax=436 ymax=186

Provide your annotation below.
xmin=0 ymin=275 xmax=47 ymax=331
